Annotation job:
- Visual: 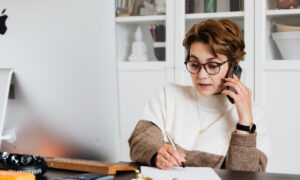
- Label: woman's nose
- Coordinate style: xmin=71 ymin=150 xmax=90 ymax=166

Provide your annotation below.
xmin=198 ymin=66 xmax=209 ymax=78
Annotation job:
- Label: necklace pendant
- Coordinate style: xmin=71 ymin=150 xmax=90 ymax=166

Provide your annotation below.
xmin=199 ymin=129 xmax=205 ymax=135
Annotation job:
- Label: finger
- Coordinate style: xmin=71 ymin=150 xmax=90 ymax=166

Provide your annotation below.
xmin=235 ymin=80 xmax=252 ymax=95
xmin=234 ymin=81 xmax=249 ymax=96
xmin=161 ymin=158 xmax=172 ymax=170
xmin=156 ymin=155 xmax=165 ymax=169
xmin=225 ymin=77 xmax=248 ymax=94
xmin=161 ymin=148 xmax=179 ymax=167
xmin=232 ymin=75 xmax=250 ymax=91
xmin=227 ymin=75 xmax=247 ymax=90
xmin=165 ymin=144 xmax=184 ymax=165
xmin=222 ymin=89 xmax=238 ymax=101
xmin=157 ymin=154 xmax=173 ymax=170
xmin=165 ymin=151 xmax=180 ymax=166
xmin=164 ymin=146 xmax=180 ymax=166
xmin=224 ymin=77 xmax=241 ymax=90
xmin=233 ymin=74 xmax=239 ymax=80
xmin=157 ymin=147 xmax=172 ymax=169
xmin=224 ymin=81 xmax=245 ymax=95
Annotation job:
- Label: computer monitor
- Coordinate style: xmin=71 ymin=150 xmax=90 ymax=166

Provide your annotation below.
xmin=0 ymin=0 xmax=120 ymax=162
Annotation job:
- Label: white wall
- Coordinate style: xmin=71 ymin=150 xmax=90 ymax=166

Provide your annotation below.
xmin=264 ymin=71 xmax=300 ymax=174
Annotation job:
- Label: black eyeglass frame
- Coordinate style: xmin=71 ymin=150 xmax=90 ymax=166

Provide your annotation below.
xmin=184 ymin=60 xmax=229 ymax=75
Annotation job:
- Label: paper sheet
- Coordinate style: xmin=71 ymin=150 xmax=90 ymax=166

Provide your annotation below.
xmin=141 ymin=166 xmax=221 ymax=180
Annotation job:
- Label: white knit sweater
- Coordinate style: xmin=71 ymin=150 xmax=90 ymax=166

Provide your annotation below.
xmin=140 ymin=83 xmax=270 ymax=158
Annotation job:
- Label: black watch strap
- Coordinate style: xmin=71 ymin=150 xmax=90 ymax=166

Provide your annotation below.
xmin=236 ymin=123 xmax=256 ymax=134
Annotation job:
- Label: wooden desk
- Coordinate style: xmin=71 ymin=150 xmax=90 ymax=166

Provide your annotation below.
xmin=41 ymin=168 xmax=300 ymax=180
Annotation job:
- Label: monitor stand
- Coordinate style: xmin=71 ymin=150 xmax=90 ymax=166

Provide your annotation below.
xmin=0 ymin=69 xmax=15 ymax=146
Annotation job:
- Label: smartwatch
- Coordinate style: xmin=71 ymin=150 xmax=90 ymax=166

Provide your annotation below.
xmin=236 ymin=123 xmax=256 ymax=134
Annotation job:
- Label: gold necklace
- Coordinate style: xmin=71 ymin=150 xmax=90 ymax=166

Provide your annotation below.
xmin=198 ymin=109 xmax=227 ymax=135
xmin=194 ymin=89 xmax=228 ymax=135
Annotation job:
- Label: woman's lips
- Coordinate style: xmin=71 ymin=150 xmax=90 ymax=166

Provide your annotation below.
xmin=198 ymin=83 xmax=212 ymax=89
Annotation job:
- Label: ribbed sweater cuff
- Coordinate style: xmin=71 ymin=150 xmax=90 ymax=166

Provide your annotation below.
xmin=230 ymin=131 xmax=257 ymax=147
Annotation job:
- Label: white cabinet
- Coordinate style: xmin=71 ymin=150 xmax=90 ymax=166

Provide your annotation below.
xmin=115 ymin=0 xmax=174 ymax=161
xmin=255 ymin=0 xmax=300 ymax=174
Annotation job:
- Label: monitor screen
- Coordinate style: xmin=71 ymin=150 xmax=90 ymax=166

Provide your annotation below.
xmin=0 ymin=0 xmax=120 ymax=162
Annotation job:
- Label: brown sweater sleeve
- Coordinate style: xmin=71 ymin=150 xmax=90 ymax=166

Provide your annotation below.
xmin=128 ymin=120 xmax=164 ymax=166
xmin=225 ymin=132 xmax=268 ymax=172
xmin=128 ymin=120 xmax=224 ymax=167
xmin=128 ymin=120 xmax=268 ymax=172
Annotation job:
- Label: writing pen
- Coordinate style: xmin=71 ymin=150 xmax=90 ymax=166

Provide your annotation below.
xmin=165 ymin=132 xmax=186 ymax=168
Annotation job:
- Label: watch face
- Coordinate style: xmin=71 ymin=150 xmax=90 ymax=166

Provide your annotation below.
xmin=250 ymin=124 xmax=256 ymax=133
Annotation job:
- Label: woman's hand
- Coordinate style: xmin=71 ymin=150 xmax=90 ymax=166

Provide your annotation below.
xmin=156 ymin=143 xmax=186 ymax=170
xmin=222 ymin=75 xmax=253 ymax=131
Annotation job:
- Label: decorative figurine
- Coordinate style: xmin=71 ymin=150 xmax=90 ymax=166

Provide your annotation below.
xmin=129 ymin=26 xmax=148 ymax=62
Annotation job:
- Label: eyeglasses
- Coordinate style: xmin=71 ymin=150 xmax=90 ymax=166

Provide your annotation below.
xmin=185 ymin=60 xmax=228 ymax=75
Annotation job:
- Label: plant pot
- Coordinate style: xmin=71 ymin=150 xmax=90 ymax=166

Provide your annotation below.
xmin=272 ymin=32 xmax=300 ymax=60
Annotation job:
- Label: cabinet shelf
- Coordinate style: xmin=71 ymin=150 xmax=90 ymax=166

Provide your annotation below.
xmin=185 ymin=11 xmax=244 ymax=20
xmin=267 ymin=9 xmax=300 ymax=16
xmin=118 ymin=61 xmax=170 ymax=71
xmin=115 ymin=15 xmax=166 ymax=24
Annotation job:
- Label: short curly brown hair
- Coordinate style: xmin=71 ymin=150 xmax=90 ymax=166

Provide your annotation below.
xmin=183 ymin=19 xmax=245 ymax=68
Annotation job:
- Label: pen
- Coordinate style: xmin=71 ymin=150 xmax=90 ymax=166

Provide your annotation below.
xmin=165 ymin=132 xmax=186 ymax=168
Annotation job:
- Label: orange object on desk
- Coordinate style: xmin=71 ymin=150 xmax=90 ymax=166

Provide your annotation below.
xmin=0 ymin=170 xmax=35 ymax=180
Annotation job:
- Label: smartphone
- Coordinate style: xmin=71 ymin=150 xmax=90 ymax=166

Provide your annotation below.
xmin=226 ymin=63 xmax=242 ymax=104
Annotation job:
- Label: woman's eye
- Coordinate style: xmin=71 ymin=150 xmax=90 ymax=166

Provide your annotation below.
xmin=191 ymin=63 xmax=199 ymax=68
xmin=207 ymin=64 xmax=218 ymax=69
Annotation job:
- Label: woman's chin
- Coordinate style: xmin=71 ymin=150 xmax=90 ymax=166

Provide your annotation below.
xmin=196 ymin=89 xmax=214 ymax=97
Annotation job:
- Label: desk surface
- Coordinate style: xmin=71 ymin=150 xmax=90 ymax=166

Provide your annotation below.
xmin=41 ymin=168 xmax=300 ymax=180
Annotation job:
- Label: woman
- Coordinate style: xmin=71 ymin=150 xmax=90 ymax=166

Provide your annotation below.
xmin=128 ymin=19 xmax=270 ymax=172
